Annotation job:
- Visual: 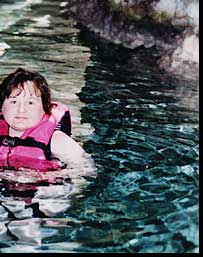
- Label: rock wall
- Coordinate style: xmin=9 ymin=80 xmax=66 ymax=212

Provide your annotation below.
xmin=61 ymin=0 xmax=199 ymax=80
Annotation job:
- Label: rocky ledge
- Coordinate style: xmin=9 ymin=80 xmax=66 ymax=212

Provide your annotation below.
xmin=61 ymin=0 xmax=199 ymax=80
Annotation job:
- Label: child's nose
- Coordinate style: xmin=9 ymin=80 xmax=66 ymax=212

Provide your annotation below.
xmin=18 ymin=102 xmax=26 ymax=113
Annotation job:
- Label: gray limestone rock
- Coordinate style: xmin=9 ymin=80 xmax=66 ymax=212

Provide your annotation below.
xmin=61 ymin=0 xmax=199 ymax=79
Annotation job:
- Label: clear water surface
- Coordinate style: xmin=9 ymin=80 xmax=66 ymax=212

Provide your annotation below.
xmin=0 ymin=0 xmax=199 ymax=253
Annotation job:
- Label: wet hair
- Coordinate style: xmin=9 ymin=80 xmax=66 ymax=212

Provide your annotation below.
xmin=0 ymin=68 xmax=52 ymax=114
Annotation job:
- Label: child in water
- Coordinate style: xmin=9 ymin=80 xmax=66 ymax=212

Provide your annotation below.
xmin=0 ymin=68 xmax=88 ymax=171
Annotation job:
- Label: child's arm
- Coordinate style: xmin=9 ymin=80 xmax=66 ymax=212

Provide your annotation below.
xmin=50 ymin=130 xmax=97 ymax=177
xmin=50 ymin=130 xmax=85 ymax=164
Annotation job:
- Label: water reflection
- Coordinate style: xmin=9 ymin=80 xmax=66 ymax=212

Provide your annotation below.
xmin=73 ymin=30 xmax=199 ymax=253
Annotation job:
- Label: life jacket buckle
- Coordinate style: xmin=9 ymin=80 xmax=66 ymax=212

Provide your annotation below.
xmin=2 ymin=137 xmax=16 ymax=147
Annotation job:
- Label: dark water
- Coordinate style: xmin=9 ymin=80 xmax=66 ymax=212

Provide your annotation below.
xmin=0 ymin=0 xmax=199 ymax=253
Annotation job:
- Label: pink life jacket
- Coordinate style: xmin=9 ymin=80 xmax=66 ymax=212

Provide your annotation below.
xmin=0 ymin=102 xmax=71 ymax=171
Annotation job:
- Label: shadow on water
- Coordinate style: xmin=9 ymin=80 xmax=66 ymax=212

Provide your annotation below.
xmin=78 ymin=28 xmax=198 ymax=171
xmin=0 ymin=0 xmax=199 ymax=253
xmin=68 ymin=28 xmax=199 ymax=253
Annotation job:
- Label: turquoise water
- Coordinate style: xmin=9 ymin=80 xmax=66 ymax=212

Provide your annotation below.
xmin=0 ymin=0 xmax=199 ymax=253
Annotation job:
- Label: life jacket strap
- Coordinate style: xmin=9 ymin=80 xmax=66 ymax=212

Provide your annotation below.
xmin=0 ymin=136 xmax=51 ymax=160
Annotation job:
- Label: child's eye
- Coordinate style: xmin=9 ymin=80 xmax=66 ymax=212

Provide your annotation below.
xmin=28 ymin=101 xmax=34 ymax=105
xmin=10 ymin=100 xmax=17 ymax=104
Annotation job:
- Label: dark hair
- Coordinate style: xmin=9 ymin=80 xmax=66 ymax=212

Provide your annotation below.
xmin=0 ymin=68 xmax=52 ymax=114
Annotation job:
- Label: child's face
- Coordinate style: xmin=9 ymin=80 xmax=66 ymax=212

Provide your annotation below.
xmin=2 ymin=81 xmax=45 ymax=132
